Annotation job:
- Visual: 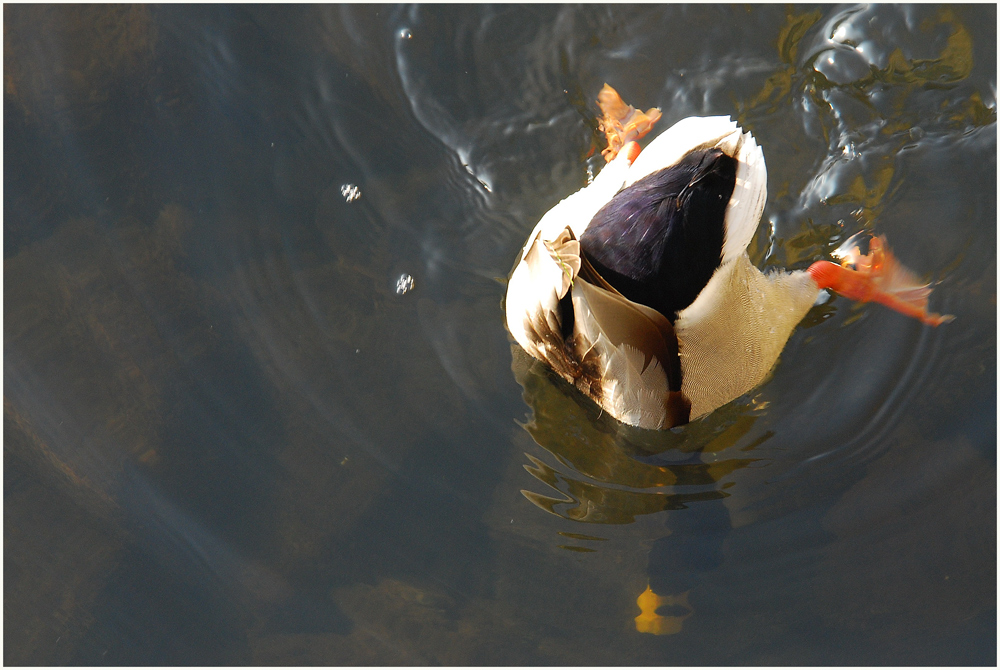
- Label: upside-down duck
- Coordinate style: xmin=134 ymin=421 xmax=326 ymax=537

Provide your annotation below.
xmin=504 ymin=85 xmax=952 ymax=430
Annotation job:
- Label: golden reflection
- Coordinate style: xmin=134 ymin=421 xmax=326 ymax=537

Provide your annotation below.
xmin=635 ymin=585 xmax=692 ymax=635
xmin=950 ymin=91 xmax=997 ymax=128
xmin=557 ymin=531 xmax=608 ymax=542
xmin=823 ymin=159 xmax=896 ymax=216
xmin=739 ymin=5 xmax=990 ymax=284
xmin=902 ymin=8 xmax=973 ymax=83
xmin=743 ymin=5 xmax=983 ymax=128
xmin=742 ymin=8 xmax=823 ymax=115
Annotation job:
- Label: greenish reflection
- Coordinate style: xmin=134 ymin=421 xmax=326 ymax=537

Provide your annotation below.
xmin=511 ymin=346 xmax=764 ymax=526
xmin=511 ymin=344 xmax=774 ymax=635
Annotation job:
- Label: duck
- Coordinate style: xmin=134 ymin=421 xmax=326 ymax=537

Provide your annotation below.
xmin=504 ymin=91 xmax=952 ymax=431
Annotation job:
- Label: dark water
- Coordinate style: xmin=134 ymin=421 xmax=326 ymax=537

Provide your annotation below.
xmin=4 ymin=4 xmax=995 ymax=665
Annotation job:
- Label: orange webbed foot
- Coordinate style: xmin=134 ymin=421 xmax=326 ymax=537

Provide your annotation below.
xmin=597 ymin=84 xmax=661 ymax=162
xmin=808 ymin=235 xmax=954 ymax=326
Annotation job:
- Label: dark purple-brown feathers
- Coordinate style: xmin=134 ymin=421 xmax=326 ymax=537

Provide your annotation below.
xmin=580 ymin=148 xmax=737 ymax=322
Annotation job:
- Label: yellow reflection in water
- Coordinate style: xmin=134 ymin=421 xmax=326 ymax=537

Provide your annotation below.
xmin=743 ymin=8 xmax=823 ymax=115
xmin=634 ymin=584 xmax=692 ymax=636
xmin=892 ymin=8 xmax=973 ymax=84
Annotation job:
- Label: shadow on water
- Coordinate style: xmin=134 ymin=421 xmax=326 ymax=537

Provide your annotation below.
xmin=4 ymin=3 xmax=995 ymax=666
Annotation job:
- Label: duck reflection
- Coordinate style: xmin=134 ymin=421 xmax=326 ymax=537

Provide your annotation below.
xmin=512 ymin=345 xmax=765 ymax=635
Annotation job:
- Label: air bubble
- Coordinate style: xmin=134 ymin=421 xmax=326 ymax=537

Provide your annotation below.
xmin=395 ymin=273 xmax=414 ymax=295
xmin=341 ymin=184 xmax=361 ymax=203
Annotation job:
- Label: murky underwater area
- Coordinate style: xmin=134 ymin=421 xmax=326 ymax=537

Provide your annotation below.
xmin=4 ymin=4 xmax=996 ymax=665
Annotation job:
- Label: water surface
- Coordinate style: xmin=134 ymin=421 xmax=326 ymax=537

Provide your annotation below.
xmin=4 ymin=4 xmax=995 ymax=665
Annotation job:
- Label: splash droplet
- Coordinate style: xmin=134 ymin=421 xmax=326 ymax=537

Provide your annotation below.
xmin=395 ymin=273 xmax=414 ymax=295
xmin=341 ymin=184 xmax=361 ymax=203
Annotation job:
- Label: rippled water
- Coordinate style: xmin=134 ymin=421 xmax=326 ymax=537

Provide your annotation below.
xmin=5 ymin=5 xmax=995 ymax=665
